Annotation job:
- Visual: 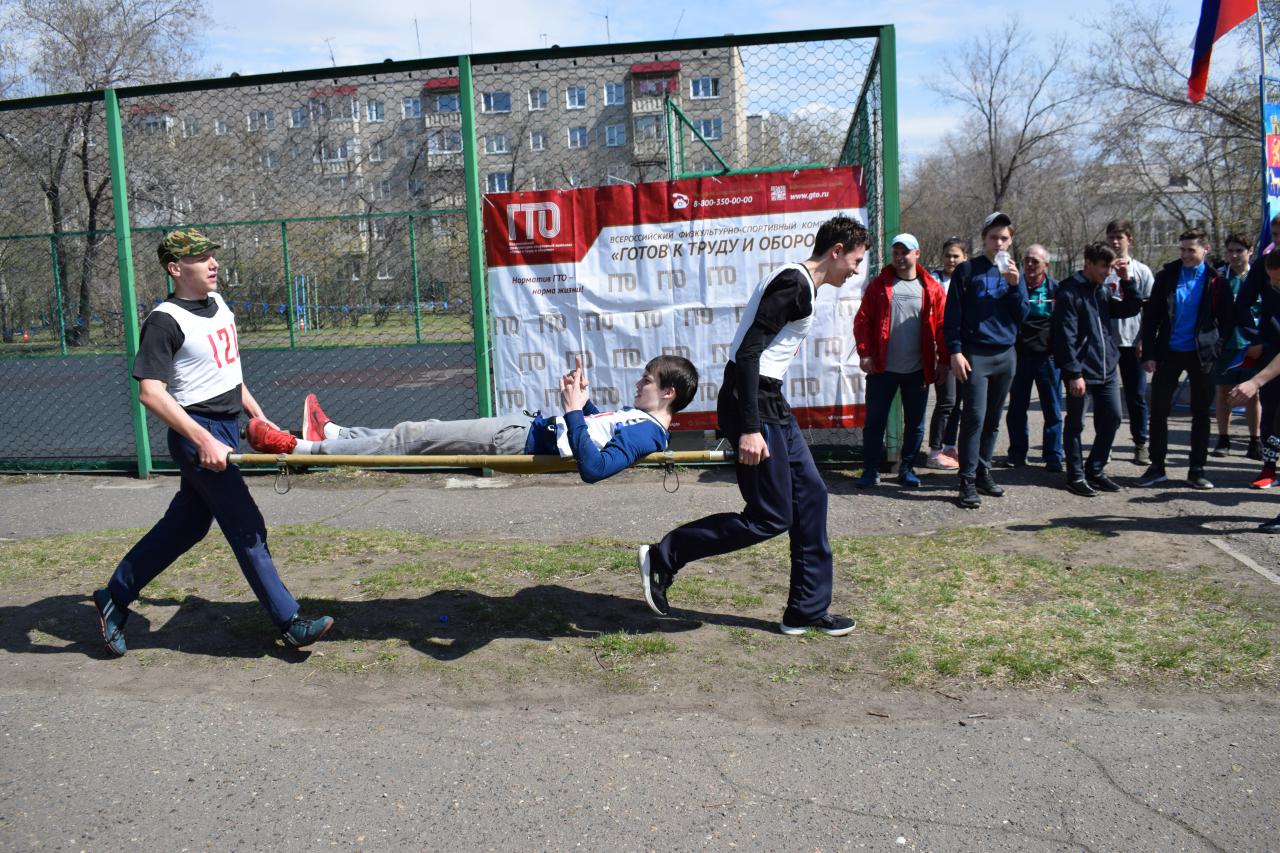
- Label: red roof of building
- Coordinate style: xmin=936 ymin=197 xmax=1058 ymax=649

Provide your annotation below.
xmin=424 ymin=77 xmax=460 ymax=91
xmin=630 ymin=60 xmax=681 ymax=75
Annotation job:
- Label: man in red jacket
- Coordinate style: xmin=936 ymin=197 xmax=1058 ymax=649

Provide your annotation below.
xmin=853 ymin=233 xmax=950 ymax=488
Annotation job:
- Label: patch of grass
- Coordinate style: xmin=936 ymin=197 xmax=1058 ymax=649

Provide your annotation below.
xmin=1033 ymin=524 xmax=1107 ymax=549
xmin=589 ymin=631 xmax=675 ymax=660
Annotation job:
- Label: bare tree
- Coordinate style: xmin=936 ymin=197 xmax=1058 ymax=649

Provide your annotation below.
xmin=930 ymin=19 xmax=1083 ymax=212
xmin=0 ymin=0 xmax=208 ymax=344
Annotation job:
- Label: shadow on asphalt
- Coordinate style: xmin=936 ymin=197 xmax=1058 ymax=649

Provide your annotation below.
xmin=0 ymin=587 xmax=778 ymax=662
xmin=1007 ymin=510 xmax=1264 ymax=537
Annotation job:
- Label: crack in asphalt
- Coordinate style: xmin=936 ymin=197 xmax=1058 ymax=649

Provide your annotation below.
xmin=1067 ymin=741 xmax=1227 ymax=853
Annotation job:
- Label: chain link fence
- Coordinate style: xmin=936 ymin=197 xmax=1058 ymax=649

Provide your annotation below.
xmin=0 ymin=27 xmax=897 ymax=472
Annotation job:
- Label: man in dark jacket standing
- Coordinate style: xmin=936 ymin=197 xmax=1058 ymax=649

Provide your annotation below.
xmin=943 ymin=211 xmax=1030 ymax=509
xmin=1004 ymin=244 xmax=1063 ymax=471
xmin=1138 ymin=228 xmax=1235 ymax=490
xmin=1052 ymin=242 xmax=1144 ymax=496
xmin=1233 ymin=216 xmax=1280 ymax=489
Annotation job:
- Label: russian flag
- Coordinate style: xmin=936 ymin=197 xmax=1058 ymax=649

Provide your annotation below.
xmin=1188 ymin=0 xmax=1258 ymax=102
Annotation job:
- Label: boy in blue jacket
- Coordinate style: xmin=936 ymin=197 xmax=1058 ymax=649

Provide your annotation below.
xmin=1051 ymin=242 xmax=1144 ymax=496
xmin=246 ymin=355 xmax=698 ymax=484
xmin=943 ymin=211 xmax=1030 ymax=508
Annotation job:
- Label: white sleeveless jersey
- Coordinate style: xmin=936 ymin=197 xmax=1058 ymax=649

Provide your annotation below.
xmin=148 ymin=293 xmax=244 ymax=407
xmin=554 ymin=406 xmax=664 ymax=458
xmin=728 ymin=262 xmax=816 ymax=380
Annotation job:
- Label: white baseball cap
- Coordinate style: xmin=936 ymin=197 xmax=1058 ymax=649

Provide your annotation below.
xmin=891 ymin=233 xmax=919 ymax=252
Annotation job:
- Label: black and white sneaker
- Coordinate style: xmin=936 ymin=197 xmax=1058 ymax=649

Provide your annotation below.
xmin=1136 ymin=465 xmax=1167 ymax=487
xmin=779 ymin=613 xmax=856 ymax=637
xmin=638 ymin=545 xmax=673 ymax=616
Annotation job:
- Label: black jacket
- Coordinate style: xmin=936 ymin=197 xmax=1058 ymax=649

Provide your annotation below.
xmin=1140 ymin=261 xmax=1234 ymax=369
xmin=1234 ymin=260 xmax=1280 ymax=357
xmin=1052 ymin=272 xmax=1143 ymax=384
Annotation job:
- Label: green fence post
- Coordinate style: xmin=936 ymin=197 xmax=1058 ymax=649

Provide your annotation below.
xmin=281 ymin=220 xmax=297 ymax=348
xmin=104 ymin=88 xmax=150 ymax=478
xmin=459 ymin=54 xmax=494 ymax=417
xmin=47 ymin=236 xmax=68 ymax=356
xmin=664 ymin=96 xmax=676 ymax=179
xmin=408 ymin=213 xmax=423 ymax=344
xmin=878 ymin=25 xmax=900 ymax=244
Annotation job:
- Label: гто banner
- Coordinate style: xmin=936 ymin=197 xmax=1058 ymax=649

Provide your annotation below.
xmin=483 ymin=167 xmax=869 ymax=429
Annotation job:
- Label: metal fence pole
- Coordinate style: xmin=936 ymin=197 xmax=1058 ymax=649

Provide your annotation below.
xmin=459 ymin=54 xmax=494 ymax=417
xmin=104 ymin=89 xmax=150 ymax=478
xmin=407 ymin=214 xmax=423 ymax=345
xmin=281 ymin=220 xmax=297 ymax=348
xmin=878 ymin=25 xmax=901 ymax=243
xmin=47 ymin=236 xmax=68 ymax=356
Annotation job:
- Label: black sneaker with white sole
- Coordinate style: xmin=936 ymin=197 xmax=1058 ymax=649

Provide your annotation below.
xmin=1136 ymin=465 xmax=1167 ymax=487
xmin=638 ymin=544 xmax=673 ymax=616
xmin=779 ymin=613 xmax=856 ymax=637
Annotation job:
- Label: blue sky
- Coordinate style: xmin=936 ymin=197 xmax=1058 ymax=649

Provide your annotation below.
xmin=198 ymin=0 xmax=1221 ymax=159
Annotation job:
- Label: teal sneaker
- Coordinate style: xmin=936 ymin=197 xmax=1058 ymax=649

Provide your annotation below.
xmin=281 ymin=614 xmax=334 ymax=648
xmin=92 ymin=588 xmax=128 ymax=657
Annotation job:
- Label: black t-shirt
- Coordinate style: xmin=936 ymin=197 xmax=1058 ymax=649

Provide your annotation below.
xmin=133 ymin=296 xmax=243 ymax=418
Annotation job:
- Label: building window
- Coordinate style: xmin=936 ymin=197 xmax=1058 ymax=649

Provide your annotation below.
xmin=247 ymin=110 xmax=275 ymax=132
xmin=690 ymin=77 xmax=720 ymax=99
xmin=408 ymin=177 xmax=426 ymax=196
xmin=604 ymin=82 xmax=626 ymax=105
xmin=606 ymin=170 xmax=631 ymax=185
xmin=482 ymin=91 xmax=512 ymax=113
xmin=486 ymin=172 xmax=512 ymax=193
xmin=261 ymin=151 xmax=279 ymax=169
xmin=366 ymin=99 xmax=385 ymax=122
xmin=348 ymin=258 xmax=362 ymax=281
xmin=372 ymin=220 xmax=387 ymax=241
xmin=320 ymin=139 xmax=350 ymax=162
xmin=376 ymin=260 xmax=392 ymax=280
xmin=605 ymin=124 xmax=626 ymax=147
xmin=309 ymin=99 xmax=331 ymax=122
xmin=428 ymin=129 xmax=463 ymax=153
xmin=289 ymin=108 xmax=308 ymax=128
xmin=181 ymin=117 xmax=199 ymax=137
xmin=529 ymin=129 xmax=546 ymax=151
xmin=214 ymin=119 xmax=228 ymax=136
xmin=375 ymin=179 xmax=391 ymax=200
xmin=565 ymin=85 xmax=587 ymax=109
xmin=436 ymin=94 xmax=460 ymax=113
xmin=485 ymin=133 xmax=510 ymax=154
xmin=528 ymin=87 xmax=548 ymax=111
xmin=402 ymin=97 xmax=422 ymax=119
xmin=369 ymin=140 xmax=385 ymax=161
xmin=567 ymin=126 xmax=589 ymax=149
xmin=693 ymin=117 xmax=722 ymax=140
xmin=138 ymin=113 xmax=171 ymax=135
xmin=634 ymin=115 xmax=660 ymax=140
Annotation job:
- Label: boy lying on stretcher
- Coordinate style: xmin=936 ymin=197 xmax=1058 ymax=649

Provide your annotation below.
xmin=245 ymin=355 xmax=699 ymax=483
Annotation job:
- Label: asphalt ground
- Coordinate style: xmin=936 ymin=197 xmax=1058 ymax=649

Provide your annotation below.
xmin=2 ymin=405 xmax=1278 ymax=851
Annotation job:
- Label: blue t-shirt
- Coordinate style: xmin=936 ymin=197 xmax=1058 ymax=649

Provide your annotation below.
xmin=1170 ymin=262 xmax=1206 ymax=352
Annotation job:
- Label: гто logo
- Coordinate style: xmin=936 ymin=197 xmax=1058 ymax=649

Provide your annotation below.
xmin=507 ymin=202 xmax=561 ymax=241
xmin=672 ymin=192 xmax=690 ymax=210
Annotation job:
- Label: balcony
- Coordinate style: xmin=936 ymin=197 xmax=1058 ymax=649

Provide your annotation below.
xmin=632 ymin=95 xmax=678 ymax=114
xmin=424 ymin=112 xmax=461 ymax=128
xmin=632 ymin=138 xmax=664 ymax=164
xmin=427 ymin=152 xmax=464 ymax=169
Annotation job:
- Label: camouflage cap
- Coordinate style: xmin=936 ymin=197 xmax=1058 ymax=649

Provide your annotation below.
xmin=158 ymin=227 xmax=220 ymax=264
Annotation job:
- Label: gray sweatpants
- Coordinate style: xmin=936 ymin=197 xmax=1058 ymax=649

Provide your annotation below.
xmin=318 ymin=413 xmax=531 ymax=456
xmin=957 ymin=347 xmax=1017 ymax=479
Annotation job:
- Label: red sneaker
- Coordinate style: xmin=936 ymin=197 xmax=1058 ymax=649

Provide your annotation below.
xmin=247 ymin=418 xmax=297 ymax=454
xmin=302 ymin=393 xmax=331 ymax=442
xmin=1251 ymin=467 xmax=1277 ymax=489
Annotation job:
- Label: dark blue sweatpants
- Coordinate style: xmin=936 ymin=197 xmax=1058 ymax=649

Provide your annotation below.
xmin=105 ymin=415 xmax=299 ymax=628
xmin=650 ymin=417 xmax=833 ymax=624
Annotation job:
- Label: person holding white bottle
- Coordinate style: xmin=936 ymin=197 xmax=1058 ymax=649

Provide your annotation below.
xmin=942 ymin=212 xmax=1030 ymax=509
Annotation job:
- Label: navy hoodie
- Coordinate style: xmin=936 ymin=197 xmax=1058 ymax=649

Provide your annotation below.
xmin=943 ymin=255 xmax=1030 ymax=355
xmin=1052 ymin=272 xmax=1142 ymax=384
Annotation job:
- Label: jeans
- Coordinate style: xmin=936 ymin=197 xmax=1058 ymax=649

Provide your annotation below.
xmin=1006 ymin=350 xmax=1063 ymax=465
xmin=1063 ymin=370 xmax=1122 ymax=481
xmin=650 ymin=417 xmax=833 ymax=624
xmin=862 ymin=370 xmax=928 ymax=473
xmin=319 ymin=413 xmax=531 ymax=455
xmin=106 ymin=415 xmax=299 ymax=628
xmin=1148 ymin=351 xmax=1214 ymax=471
xmin=1117 ymin=346 xmax=1149 ymax=445
xmin=957 ymin=347 xmax=1017 ymax=479
xmin=928 ymin=372 xmax=960 ymax=449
